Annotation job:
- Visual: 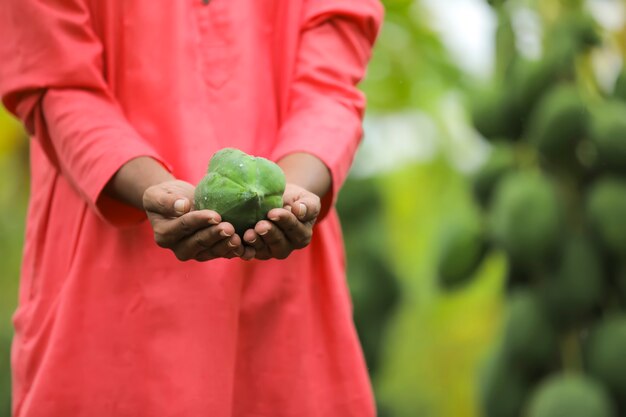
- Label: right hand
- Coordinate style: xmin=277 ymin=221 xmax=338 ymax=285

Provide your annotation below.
xmin=142 ymin=180 xmax=252 ymax=261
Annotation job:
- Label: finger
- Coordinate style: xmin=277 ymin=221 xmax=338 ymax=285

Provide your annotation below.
xmin=243 ymin=228 xmax=271 ymax=260
xmin=268 ymin=210 xmax=311 ymax=249
xmin=175 ymin=223 xmax=239 ymax=261
xmin=227 ymin=234 xmax=245 ymax=258
xmin=172 ymin=223 xmax=229 ymax=261
xmin=240 ymin=246 xmax=256 ymax=261
xmin=243 ymin=228 xmax=259 ymax=246
xmin=152 ymin=210 xmax=221 ymax=248
xmin=256 ymin=220 xmax=292 ymax=260
xmin=293 ymin=196 xmax=320 ymax=222
xmin=174 ymin=199 xmax=191 ymax=216
xmin=274 ymin=197 xmax=319 ymax=224
xmin=143 ymin=185 xmax=193 ymax=217
xmin=285 ymin=190 xmax=321 ymax=223
xmin=195 ymin=234 xmax=245 ymax=261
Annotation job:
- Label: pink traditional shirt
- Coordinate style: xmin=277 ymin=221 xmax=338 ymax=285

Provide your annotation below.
xmin=0 ymin=1 xmax=383 ymax=416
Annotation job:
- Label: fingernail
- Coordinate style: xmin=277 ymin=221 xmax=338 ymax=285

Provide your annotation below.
xmin=298 ymin=203 xmax=307 ymax=219
xmin=258 ymin=229 xmax=269 ymax=236
xmin=208 ymin=217 xmax=219 ymax=225
xmin=174 ymin=199 xmax=187 ymax=214
xmin=269 ymin=216 xmax=279 ymax=222
xmin=227 ymin=239 xmax=237 ymax=248
xmin=284 ymin=205 xmax=292 ymax=213
xmin=248 ymin=238 xmax=257 ymax=244
xmin=220 ymin=230 xmax=232 ymax=238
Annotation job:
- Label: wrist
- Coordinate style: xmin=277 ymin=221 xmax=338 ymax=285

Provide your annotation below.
xmin=105 ymin=156 xmax=175 ymax=210
xmin=277 ymin=153 xmax=331 ymax=199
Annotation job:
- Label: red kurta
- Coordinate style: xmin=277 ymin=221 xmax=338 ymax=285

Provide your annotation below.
xmin=0 ymin=1 xmax=383 ymax=416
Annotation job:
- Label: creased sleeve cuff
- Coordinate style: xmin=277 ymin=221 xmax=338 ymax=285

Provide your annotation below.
xmin=30 ymin=88 xmax=173 ymax=228
xmin=91 ymin=149 xmax=173 ymax=228
xmin=303 ymin=0 xmax=384 ymax=41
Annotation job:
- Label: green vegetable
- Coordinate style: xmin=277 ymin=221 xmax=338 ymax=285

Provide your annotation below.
xmin=525 ymin=374 xmax=615 ymax=417
xmin=527 ymin=84 xmax=588 ymax=161
xmin=587 ymin=178 xmax=626 ymax=258
xmin=508 ymin=56 xmax=574 ymax=126
xmin=542 ymin=236 xmax=604 ymax=326
xmin=472 ymin=143 xmax=516 ymax=206
xmin=502 ymin=290 xmax=558 ymax=369
xmin=589 ymin=100 xmax=626 ymax=171
xmin=481 ymin=349 xmax=530 ymax=417
xmin=490 ymin=170 xmax=562 ymax=264
xmin=437 ymin=221 xmax=487 ymax=289
xmin=194 ymin=148 xmax=286 ymax=234
xmin=586 ymin=316 xmax=626 ymax=408
xmin=471 ymin=85 xmax=518 ymax=140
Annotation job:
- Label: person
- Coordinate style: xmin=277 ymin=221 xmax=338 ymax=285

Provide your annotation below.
xmin=0 ymin=0 xmax=383 ymax=416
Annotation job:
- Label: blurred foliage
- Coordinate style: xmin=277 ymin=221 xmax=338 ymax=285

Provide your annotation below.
xmin=372 ymin=159 xmax=506 ymax=417
xmin=352 ymin=1 xmax=507 ymax=416
xmin=350 ymin=0 xmax=626 ymax=416
xmin=360 ymin=1 xmax=462 ymax=112
xmin=336 ymin=177 xmax=400 ymax=375
xmin=338 ymin=157 xmax=506 ymax=417
xmin=0 ymin=108 xmax=28 ymax=417
xmin=434 ymin=1 xmax=626 ymax=417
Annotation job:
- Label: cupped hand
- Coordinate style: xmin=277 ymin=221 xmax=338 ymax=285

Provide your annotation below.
xmin=142 ymin=180 xmax=250 ymax=261
xmin=242 ymin=183 xmax=321 ymax=260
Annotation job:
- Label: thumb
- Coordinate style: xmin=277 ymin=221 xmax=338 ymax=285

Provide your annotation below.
xmin=291 ymin=196 xmax=320 ymax=223
xmin=173 ymin=198 xmax=191 ymax=216
xmin=143 ymin=185 xmax=192 ymax=217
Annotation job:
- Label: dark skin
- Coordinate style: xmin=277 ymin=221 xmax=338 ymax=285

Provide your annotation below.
xmin=104 ymin=153 xmax=330 ymax=261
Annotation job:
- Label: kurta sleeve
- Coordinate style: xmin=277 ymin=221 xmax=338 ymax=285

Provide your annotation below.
xmin=0 ymin=0 xmax=171 ymax=226
xmin=271 ymin=0 xmax=383 ymax=219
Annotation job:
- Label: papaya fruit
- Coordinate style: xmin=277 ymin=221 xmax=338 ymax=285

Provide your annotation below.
xmin=437 ymin=221 xmax=488 ymax=289
xmin=585 ymin=316 xmax=626 ymax=410
xmin=526 ymin=84 xmax=588 ymax=161
xmin=490 ymin=170 xmax=562 ymax=264
xmin=480 ymin=349 xmax=530 ymax=417
xmin=472 ymin=143 xmax=516 ymax=206
xmin=470 ymin=84 xmax=518 ymax=140
xmin=589 ymin=100 xmax=626 ymax=171
xmin=194 ymin=148 xmax=286 ymax=234
xmin=502 ymin=290 xmax=558 ymax=369
xmin=507 ymin=56 xmax=574 ymax=128
xmin=542 ymin=236 xmax=604 ymax=327
xmin=587 ymin=178 xmax=626 ymax=258
xmin=525 ymin=374 xmax=615 ymax=417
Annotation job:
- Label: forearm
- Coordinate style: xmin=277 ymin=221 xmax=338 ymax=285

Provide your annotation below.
xmin=104 ymin=156 xmax=174 ymax=210
xmin=278 ymin=153 xmax=331 ymax=199
xmin=37 ymin=89 xmax=173 ymax=225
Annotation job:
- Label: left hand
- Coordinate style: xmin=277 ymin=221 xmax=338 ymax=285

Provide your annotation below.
xmin=242 ymin=183 xmax=321 ymax=260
